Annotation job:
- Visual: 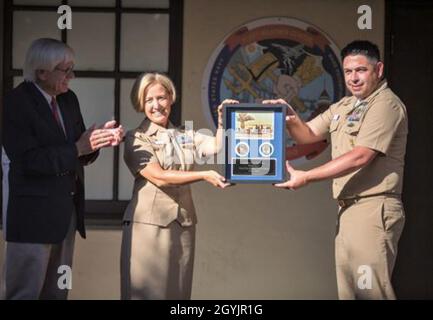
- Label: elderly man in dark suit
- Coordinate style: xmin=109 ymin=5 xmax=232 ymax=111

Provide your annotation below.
xmin=1 ymin=38 xmax=123 ymax=299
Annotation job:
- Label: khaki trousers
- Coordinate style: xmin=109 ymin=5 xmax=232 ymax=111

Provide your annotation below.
xmin=335 ymin=195 xmax=405 ymax=299
xmin=0 ymin=212 xmax=76 ymax=300
xmin=121 ymin=221 xmax=195 ymax=300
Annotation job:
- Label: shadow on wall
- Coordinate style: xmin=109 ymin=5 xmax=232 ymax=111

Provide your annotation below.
xmin=393 ymin=136 xmax=433 ymax=299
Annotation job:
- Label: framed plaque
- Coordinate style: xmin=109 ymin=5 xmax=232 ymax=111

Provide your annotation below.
xmin=223 ymin=103 xmax=287 ymax=183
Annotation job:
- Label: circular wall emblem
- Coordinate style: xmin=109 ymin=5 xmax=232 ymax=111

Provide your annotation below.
xmin=202 ymin=17 xmax=345 ymax=162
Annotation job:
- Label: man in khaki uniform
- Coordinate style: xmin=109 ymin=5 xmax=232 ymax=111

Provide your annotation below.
xmin=265 ymin=40 xmax=408 ymax=299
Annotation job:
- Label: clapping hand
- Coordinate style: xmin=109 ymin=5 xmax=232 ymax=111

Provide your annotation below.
xmin=99 ymin=120 xmax=124 ymax=146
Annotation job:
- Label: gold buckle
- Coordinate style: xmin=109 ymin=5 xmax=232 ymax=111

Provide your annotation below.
xmin=338 ymin=198 xmax=359 ymax=208
xmin=338 ymin=199 xmax=346 ymax=207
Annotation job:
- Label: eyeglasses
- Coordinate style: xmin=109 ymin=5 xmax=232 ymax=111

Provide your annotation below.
xmin=55 ymin=65 xmax=74 ymax=75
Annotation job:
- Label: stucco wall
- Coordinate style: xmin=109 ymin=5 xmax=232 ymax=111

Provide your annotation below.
xmin=0 ymin=0 xmax=384 ymax=299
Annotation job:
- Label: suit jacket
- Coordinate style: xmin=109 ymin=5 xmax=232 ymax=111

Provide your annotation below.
xmin=2 ymin=81 xmax=98 ymax=243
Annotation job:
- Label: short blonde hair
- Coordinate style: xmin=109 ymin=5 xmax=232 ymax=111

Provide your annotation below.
xmin=130 ymin=73 xmax=176 ymax=113
xmin=23 ymin=38 xmax=74 ymax=82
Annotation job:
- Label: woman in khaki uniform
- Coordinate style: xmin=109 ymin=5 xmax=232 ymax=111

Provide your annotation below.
xmin=121 ymin=73 xmax=234 ymax=300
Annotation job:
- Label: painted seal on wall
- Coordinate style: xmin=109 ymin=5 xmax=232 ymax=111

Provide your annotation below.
xmin=202 ymin=17 xmax=345 ymax=162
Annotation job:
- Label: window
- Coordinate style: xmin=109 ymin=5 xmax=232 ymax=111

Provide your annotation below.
xmin=1 ymin=0 xmax=183 ymax=224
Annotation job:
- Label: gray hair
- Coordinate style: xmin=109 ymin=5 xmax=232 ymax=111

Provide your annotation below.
xmin=23 ymin=38 xmax=74 ymax=82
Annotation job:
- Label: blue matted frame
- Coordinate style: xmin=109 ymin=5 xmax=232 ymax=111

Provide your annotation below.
xmin=222 ymin=103 xmax=287 ymax=183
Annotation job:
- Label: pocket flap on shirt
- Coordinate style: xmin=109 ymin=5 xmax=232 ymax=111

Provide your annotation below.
xmin=344 ymin=122 xmax=361 ymax=135
xmin=329 ymin=120 xmax=339 ymax=133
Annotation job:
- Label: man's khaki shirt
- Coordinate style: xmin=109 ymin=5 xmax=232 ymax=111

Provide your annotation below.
xmin=308 ymin=81 xmax=408 ymax=199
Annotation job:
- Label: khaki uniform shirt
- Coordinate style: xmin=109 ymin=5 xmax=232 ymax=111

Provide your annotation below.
xmin=308 ymin=81 xmax=408 ymax=199
xmin=123 ymin=119 xmax=214 ymax=227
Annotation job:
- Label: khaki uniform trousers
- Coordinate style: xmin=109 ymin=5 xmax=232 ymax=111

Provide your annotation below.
xmin=335 ymin=195 xmax=405 ymax=300
xmin=121 ymin=220 xmax=195 ymax=300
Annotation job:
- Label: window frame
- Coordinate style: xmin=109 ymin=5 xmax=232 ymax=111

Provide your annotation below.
xmin=0 ymin=0 xmax=184 ymax=226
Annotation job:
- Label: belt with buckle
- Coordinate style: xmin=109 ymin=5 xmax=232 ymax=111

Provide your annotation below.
xmin=337 ymin=193 xmax=400 ymax=208
xmin=337 ymin=198 xmax=359 ymax=208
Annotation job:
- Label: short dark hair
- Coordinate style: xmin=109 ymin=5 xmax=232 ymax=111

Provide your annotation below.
xmin=341 ymin=40 xmax=381 ymax=62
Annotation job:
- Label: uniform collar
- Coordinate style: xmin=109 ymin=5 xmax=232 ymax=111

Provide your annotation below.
xmin=138 ymin=118 xmax=175 ymax=136
xmin=362 ymin=79 xmax=388 ymax=105
xmin=342 ymin=79 xmax=388 ymax=114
